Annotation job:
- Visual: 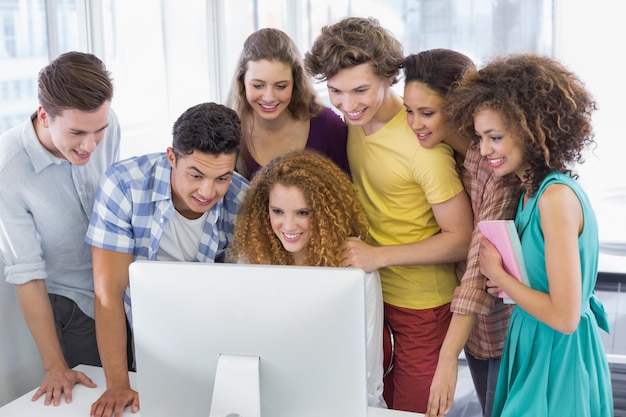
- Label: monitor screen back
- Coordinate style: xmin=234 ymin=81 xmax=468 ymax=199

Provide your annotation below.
xmin=129 ymin=261 xmax=369 ymax=417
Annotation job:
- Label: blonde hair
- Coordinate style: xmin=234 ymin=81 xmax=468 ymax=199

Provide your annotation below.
xmin=228 ymin=150 xmax=368 ymax=266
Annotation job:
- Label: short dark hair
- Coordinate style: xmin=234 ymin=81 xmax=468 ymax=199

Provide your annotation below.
xmin=38 ymin=51 xmax=113 ymax=118
xmin=172 ymin=102 xmax=242 ymax=157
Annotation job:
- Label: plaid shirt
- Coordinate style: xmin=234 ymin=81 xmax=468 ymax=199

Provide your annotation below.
xmin=451 ymin=144 xmax=522 ymax=359
xmin=86 ymin=152 xmax=248 ymax=325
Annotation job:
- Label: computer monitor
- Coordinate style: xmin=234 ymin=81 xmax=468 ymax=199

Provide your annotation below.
xmin=129 ymin=260 xmax=369 ymax=417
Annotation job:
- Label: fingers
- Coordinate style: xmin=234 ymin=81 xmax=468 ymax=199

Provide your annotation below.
xmin=45 ymin=384 xmax=62 ymax=406
xmin=31 ymin=386 xmax=45 ymax=402
xmin=131 ymin=394 xmax=141 ymax=413
xmin=91 ymin=398 xmax=121 ymax=417
xmin=31 ymin=370 xmax=96 ymax=406
xmin=426 ymin=395 xmax=452 ymax=417
xmin=63 ymin=382 xmax=74 ymax=404
xmin=32 ymin=382 xmax=64 ymax=406
xmin=91 ymin=390 xmax=139 ymax=417
xmin=76 ymin=371 xmax=97 ymax=388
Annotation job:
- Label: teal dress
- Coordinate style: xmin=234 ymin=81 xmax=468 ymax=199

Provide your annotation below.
xmin=492 ymin=172 xmax=614 ymax=416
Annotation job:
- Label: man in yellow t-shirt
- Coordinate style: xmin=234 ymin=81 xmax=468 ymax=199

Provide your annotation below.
xmin=305 ymin=17 xmax=473 ymax=413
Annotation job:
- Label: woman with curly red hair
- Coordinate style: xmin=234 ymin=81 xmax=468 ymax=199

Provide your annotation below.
xmin=447 ymin=53 xmax=613 ymax=416
xmin=227 ymin=150 xmax=385 ymax=408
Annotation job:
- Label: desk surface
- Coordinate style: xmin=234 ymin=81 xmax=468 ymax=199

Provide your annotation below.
xmin=0 ymin=365 xmax=423 ymax=417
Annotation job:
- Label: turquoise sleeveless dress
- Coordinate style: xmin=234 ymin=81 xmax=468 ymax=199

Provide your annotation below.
xmin=491 ymin=172 xmax=614 ymax=416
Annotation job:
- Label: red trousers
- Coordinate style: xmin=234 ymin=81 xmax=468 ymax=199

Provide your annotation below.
xmin=383 ymin=302 xmax=452 ymax=413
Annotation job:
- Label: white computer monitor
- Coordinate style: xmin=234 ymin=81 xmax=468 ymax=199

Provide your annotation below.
xmin=129 ymin=260 xmax=369 ymax=417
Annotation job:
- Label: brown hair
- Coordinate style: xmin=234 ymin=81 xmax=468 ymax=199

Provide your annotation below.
xmin=304 ymin=17 xmax=403 ymax=84
xmin=226 ymin=28 xmax=323 ymax=178
xmin=38 ymin=51 xmax=113 ymax=119
xmin=403 ymin=49 xmax=476 ymax=98
xmin=446 ymin=53 xmax=597 ymax=195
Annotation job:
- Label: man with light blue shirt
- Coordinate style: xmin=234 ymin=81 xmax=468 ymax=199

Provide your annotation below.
xmin=86 ymin=102 xmax=248 ymax=417
xmin=0 ymin=52 xmax=120 ymax=406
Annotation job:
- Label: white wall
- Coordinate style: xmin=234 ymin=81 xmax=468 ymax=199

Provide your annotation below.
xmin=554 ymin=0 xmax=626 ymax=274
xmin=0 ymin=258 xmax=44 ymax=406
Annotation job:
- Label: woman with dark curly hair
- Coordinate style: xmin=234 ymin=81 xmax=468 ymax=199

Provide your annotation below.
xmin=227 ymin=149 xmax=385 ymax=408
xmin=447 ymin=53 xmax=613 ymax=416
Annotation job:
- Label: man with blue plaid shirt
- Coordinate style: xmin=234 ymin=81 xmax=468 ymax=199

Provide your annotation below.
xmin=85 ymin=102 xmax=248 ymax=417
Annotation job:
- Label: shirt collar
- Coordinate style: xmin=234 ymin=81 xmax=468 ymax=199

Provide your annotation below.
xmin=23 ymin=112 xmax=67 ymax=173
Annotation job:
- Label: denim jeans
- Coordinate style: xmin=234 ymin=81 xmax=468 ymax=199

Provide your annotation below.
xmin=464 ymin=349 xmax=501 ymax=417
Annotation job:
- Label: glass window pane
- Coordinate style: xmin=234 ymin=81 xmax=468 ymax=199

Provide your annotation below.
xmin=0 ymin=0 xmax=79 ymax=133
xmin=102 ymin=0 xmax=215 ymax=158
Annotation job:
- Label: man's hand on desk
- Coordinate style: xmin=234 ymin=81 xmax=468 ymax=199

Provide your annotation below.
xmin=32 ymin=368 xmax=97 ymax=406
xmin=90 ymin=387 xmax=139 ymax=417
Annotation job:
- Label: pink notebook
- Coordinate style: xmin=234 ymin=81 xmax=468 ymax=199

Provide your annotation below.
xmin=477 ymin=220 xmax=529 ymax=304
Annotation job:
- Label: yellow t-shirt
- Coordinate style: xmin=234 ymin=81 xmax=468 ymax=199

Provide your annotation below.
xmin=347 ymin=109 xmax=464 ymax=309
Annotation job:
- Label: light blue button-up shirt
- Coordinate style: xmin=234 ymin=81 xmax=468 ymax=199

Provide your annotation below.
xmin=0 ymin=111 xmax=121 ymax=319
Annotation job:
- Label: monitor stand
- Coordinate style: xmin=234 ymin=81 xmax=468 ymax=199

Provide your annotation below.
xmin=209 ymin=354 xmax=261 ymax=417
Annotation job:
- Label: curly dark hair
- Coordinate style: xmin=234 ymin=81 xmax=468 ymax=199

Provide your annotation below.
xmin=227 ymin=150 xmax=369 ymax=266
xmin=445 ymin=53 xmax=597 ymax=196
xmin=172 ymin=102 xmax=241 ymax=157
xmin=304 ymin=17 xmax=403 ymax=84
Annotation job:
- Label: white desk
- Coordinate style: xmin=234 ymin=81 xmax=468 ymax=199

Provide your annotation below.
xmin=0 ymin=365 xmax=423 ymax=417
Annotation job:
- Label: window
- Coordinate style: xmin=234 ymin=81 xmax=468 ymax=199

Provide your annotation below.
xmin=0 ymin=1 xmax=622 ymax=271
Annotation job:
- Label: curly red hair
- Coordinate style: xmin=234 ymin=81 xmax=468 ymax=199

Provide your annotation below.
xmin=228 ymin=150 xmax=369 ymax=266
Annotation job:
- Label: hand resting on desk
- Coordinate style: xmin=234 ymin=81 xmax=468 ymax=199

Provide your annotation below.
xmin=90 ymin=386 xmax=139 ymax=417
xmin=33 ymin=367 xmax=96 ymax=406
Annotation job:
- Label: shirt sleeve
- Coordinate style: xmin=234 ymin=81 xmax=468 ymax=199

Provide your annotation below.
xmin=0 ymin=187 xmax=47 ymax=284
xmin=413 ymin=143 xmax=465 ymax=205
xmin=85 ymin=165 xmax=136 ymax=254
xmin=451 ymin=165 xmax=521 ymax=315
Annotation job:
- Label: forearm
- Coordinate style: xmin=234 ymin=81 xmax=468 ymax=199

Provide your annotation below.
xmin=95 ymin=296 xmax=131 ymax=389
xmin=91 ymin=246 xmax=134 ymax=388
xmin=373 ymin=231 xmax=470 ymax=269
xmin=493 ymin=271 xmax=579 ymax=334
xmin=14 ymin=280 xmax=68 ymax=371
xmin=438 ymin=313 xmax=476 ymax=362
